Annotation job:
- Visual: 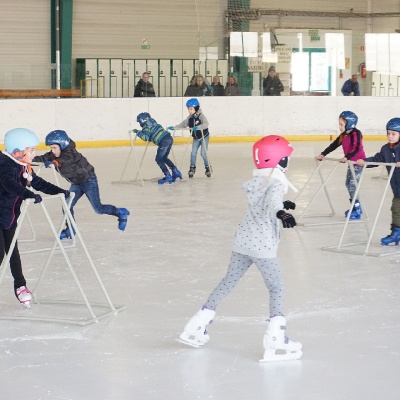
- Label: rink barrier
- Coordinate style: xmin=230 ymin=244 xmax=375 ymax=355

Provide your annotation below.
xmin=0 ymin=135 xmax=386 ymax=151
xmin=0 ymin=194 xmax=126 ymax=325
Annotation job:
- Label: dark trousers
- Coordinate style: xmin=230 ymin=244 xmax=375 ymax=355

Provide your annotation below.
xmin=156 ymin=134 xmax=176 ymax=174
xmin=0 ymin=226 xmax=25 ymax=289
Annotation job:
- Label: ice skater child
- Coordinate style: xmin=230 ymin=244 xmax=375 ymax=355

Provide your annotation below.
xmin=167 ymin=98 xmax=211 ymax=178
xmin=179 ymin=135 xmax=302 ymax=362
xmin=317 ymin=110 xmax=366 ymax=219
xmin=356 ymin=118 xmax=400 ymax=245
xmin=133 ymin=112 xmax=182 ymax=185
xmin=33 ymin=130 xmax=130 ymax=239
xmin=0 ymin=128 xmax=70 ymax=307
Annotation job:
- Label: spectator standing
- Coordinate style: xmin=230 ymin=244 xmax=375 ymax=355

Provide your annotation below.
xmin=134 ymin=72 xmax=156 ymax=97
xmin=263 ymin=66 xmax=284 ymax=96
xmin=341 ymin=74 xmax=360 ymax=96
xmin=225 ymin=75 xmax=241 ymax=96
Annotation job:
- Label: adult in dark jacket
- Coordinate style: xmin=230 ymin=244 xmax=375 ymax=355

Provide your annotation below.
xmin=341 ymin=74 xmax=360 ymax=96
xmin=184 ymin=74 xmax=212 ymax=96
xmin=0 ymin=128 xmax=69 ymax=308
xmin=33 ymin=130 xmax=130 ymax=239
xmin=225 ymin=75 xmax=241 ymax=96
xmin=134 ymin=72 xmax=156 ymax=97
xmin=211 ymin=76 xmax=225 ymax=96
xmin=263 ymin=66 xmax=284 ymax=96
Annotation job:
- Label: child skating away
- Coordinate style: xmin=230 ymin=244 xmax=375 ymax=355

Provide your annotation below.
xmin=167 ymin=98 xmax=211 ymax=178
xmin=33 ymin=130 xmax=130 ymax=239
xmin=0 ymin=128 xmax=70 ymax=307
xmin=178 ymin=135 xmax=302 ymax=362
xmin=356 ymin=118 xmax=400 ymax=245
xmin=317 ymin=110 xmax=366 ymax=219
xmin=133 ymin=112 xmax=182 ymax=185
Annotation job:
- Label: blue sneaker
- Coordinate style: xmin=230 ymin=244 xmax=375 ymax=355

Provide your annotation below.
xmin=117 ymin=208 xmax=130 ymax=231
xmin=60 ymin=227 xmax=76 ymax=240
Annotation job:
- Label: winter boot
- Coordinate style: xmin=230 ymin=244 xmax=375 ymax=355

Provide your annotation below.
xmin=205 ymin=165 xmax=212 ymax=178
xmin=117 ymin=208 xmax=130 ymax=231
xmin=381 ymin=224 xmax=400 ymax=246
xmin=188 ymin=165 xmax=196 ymax=178
xmin=60 ymin=226 xmax=76 ymax=240
xmin=15 ymin=286 xmax=32 ymax=308
xmin=171 ymin=167 xmax=183 ymax=182
xmin=345 ymin=200 xmax=362 ymax=220
xmin=260 ymin=316 xmax=302 ymax=362
xmin=178 ymin=307 xmax=216 ymax=348
xmin=158 ymin=171 xmax=173 ymax=185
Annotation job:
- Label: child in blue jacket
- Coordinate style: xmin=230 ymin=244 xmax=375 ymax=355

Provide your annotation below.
xmin=356 ymin=118 xmax=400 ymax=245
xmin=134 ymin=112 xmax=182 ymax=184
xmin=0 ymin=128 xmax=69 ymax=307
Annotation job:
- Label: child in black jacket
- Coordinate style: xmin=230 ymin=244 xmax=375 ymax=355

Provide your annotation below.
xmin=33 ymin=130 xmax=130 ymax=239
xmin=0 ymin=128 xmax=69 ymax=307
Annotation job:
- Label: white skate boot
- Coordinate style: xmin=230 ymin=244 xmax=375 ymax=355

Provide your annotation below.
xmin=178 ymin=308 xmax=216 ymax=348
xmin=15 ymin=286 xmax=32 ymax=308
xmin=259 ymin=316 xmax=302 ymax=362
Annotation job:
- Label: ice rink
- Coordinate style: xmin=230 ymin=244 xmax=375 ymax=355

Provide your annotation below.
xmin=1 ymin=140 xmax=400 ymax=400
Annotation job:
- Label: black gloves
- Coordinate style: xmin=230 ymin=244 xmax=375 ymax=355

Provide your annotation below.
xmin=283 ymin=200 xmax=296 ymax=210
xmin=33 ymin=194 xmax=42 ymax=204
xmin=276 ymin=210 xmax=296 ymax=228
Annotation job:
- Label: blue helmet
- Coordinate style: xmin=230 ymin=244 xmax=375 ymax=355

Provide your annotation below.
xmin=386 ymin=118 xmax=400 ymax=133
xmin=45 ymin=130 xmax=70 ymax=151
xmin=137 ymin=112 xmax=151 ymax=127
xmin=186 ymin=98 xmax=200 ymax=108
xmin=4 ymin=128 xmax=40 ymax=154
xmin=339 ymin=111 xmax=358 ymax=130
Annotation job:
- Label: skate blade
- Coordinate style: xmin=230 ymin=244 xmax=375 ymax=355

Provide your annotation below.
xmin=176 ymin=337 xmax=203 ymax=348
xmin=20 ymin=301 xmax=31 ymax=309
xmin=259 ymin=350 xmax=303 ymax=363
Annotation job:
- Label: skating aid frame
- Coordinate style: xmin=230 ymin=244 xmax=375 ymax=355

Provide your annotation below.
xmin=0 ymin=194 xmax=125 ymax=325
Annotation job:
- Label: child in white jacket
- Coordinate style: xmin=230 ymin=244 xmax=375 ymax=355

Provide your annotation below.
xmin=178 ymin=135 xmax=302 ymax=362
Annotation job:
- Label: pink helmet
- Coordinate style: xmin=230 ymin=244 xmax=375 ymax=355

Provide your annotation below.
xmin=253 ymin=135 xmax=293 ymax=169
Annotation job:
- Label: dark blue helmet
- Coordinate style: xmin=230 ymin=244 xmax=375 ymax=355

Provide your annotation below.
xmin=339 ymin=111 xmax=358 ymax=130
xmin=137 ymin=112 xmax=151 ymax=127
xmin=186 ymin=98 xmax=200 ymax=108
xmin=45 ymin=130 xmax=70 ymax=150
xmin=386 ymin=118 xmax=400 ymax=133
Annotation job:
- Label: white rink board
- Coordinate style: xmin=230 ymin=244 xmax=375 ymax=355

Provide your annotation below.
xmin=0 ymin=96 xmax=399 ymax=143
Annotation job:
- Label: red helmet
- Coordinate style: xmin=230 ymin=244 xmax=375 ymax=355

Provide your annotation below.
xmin=253 ymin=135 xmax=293 ymax=169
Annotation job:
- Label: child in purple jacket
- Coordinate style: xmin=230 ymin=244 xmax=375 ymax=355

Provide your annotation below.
xmin=317 ymin=111 xmax=366 ymax=219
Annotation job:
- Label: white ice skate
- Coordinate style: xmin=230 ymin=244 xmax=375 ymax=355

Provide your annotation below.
xmin=178 ymin=308 xmax=216 ymax=348
xmin=15 ymin=286 xmax=32 ymax=308
xmin=259 ymin=316 xmax=302 ymax=362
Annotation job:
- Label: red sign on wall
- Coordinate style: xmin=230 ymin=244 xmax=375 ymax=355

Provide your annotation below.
xmin=360 ymin=45 xmax=365 ymax=51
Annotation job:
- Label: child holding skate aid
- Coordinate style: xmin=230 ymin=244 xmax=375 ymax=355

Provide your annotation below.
xmin=168 ymin=98 xmax=212 ymax=178
xmin=33 ymin=129 xmax=130 ymax=239
xmin=178 ymin=135 xmax=302 ymax=362
xmin=356 ymin=118 xmax=400 ymax=246
xmin=0 ymin=128 xmax=70 ymax=307
xmin=317 ymin=111 xmax=366 ymax=220
xmin=133 ymin=112 xmax=182 ymax=184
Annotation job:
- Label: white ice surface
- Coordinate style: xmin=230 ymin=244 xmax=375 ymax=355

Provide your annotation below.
xmin=1 ymin=141 xmax=400 ymax=400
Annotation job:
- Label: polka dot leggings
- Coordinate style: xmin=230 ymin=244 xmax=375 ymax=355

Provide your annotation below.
xmin=204 ymin=251 xmax=285 ymax=318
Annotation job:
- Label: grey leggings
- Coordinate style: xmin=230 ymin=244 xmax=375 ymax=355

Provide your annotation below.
xmin=204 ymin=251 xmax=285 ymax=318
